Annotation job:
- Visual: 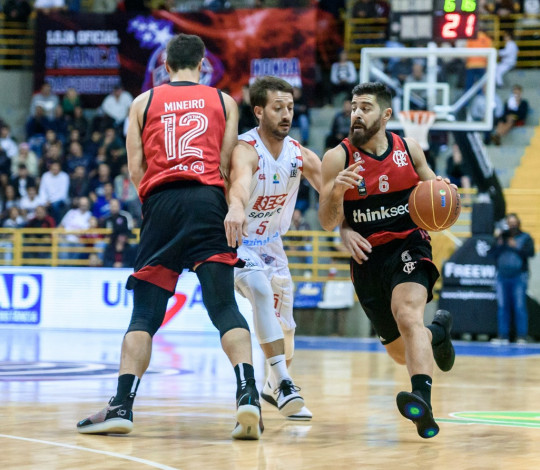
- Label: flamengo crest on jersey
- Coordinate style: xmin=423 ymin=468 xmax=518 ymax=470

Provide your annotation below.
xmin=342 ymin=132 xmax=420 ymax=247
xmin=239 ymin=128 xmax=303 ymax=247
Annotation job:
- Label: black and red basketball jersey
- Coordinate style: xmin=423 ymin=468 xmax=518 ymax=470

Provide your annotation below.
xmin=342 ymin=131 xmax=421 ymax=247
xmin=138 ymin=81 xmax=226 ymax=201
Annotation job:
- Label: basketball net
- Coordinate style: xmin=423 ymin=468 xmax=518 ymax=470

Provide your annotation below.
xmin=398 ymin=111 xmax=436 ymax=151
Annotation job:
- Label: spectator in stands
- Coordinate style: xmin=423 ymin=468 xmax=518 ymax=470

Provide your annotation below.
xmin=490 ymin=213 xmax=534 ymax=344
xmin=30 ymin=83 xmax=59 ymax=120
xmin=0 ymin=148 xmax=9 ymax=176
xmin=3 ymin=0 xmax=32 ymax=23
xmin=26 ymin=105 xmax=51 ymax=141
xmin=0 ymin=124 xmax=18 ymax=160
xmin=89 ymin=162 xmax=112 ymax=203
xmin=405 ymin=62 xmax=428 ymax=109
xmin=2 ymin=206 xmax=25 ymax=228
xmin=1 ymin=184 xmax=20 ymax=219
xmin=351 ymin=0 xmax=377 ymax=18
xmin=100 ymin=198 xmax=133 ymax=234
xmin=388 ymin=57 xmax=412 ymax=85
xmin=27 ymin=205 xmax=56 ymax=229
xmin=49 ymin=104 xmax=69 ymax=142
xmin=238 ymin=85 xmax=258 ymax=134
xmin=491 ymin=84 xmax=529 ymax=145
xmin=445 ymin=144 xmax=472 ymax=190
xmin=58 ymin=196 xmax=92 ymax=259
xmin=62 ymin=87 xmax=81 ymax=118
xmin=325 ymin=98 xmax=352 ymax=150
xmin=68 ymin=106 xmax=89 ymax=139
xmin=100 ymin=127 xmax=126 ymax=176
xmin=92 ymin=181 xmax=115 ymax=220
xmin=97 ymin=84 xmax=133 ymax=131
xmin=292 ymin=86 xmax=310 ymax=146
xmin=83 ymin=129 xmax=103 ymax=159
xmin=38 ymin=161 xmax=70 ymax=223
xmin=39 ymin=142 xmax=64 ymax=175
xmin=103 ymin=231 xmax=136 ymax=268
xmin=470 ymin=85 xmax=504 ymax=144
xmin=11 ymin=163 xmax=35 ymax=198
xmin=496 ymin=30 xmax=519 ymax=88
xmin=69 ymin=165 xmax=90 ymax=201
xmin=64 ymin=128 xmax=82 ymax=153
xmin=465 ymin=30 xmax=493 ymax=90
xmin=113 ymin=163 xmax=140 ymax=223
xmin=19 ymin=185 xmax=44 ymax=220
xmin=330 ymin=50 xmax=358 ymax=102
xmin=64 ymin=141 xmax=92 ymax=175
xmin=11 ymin=142 xmax=39 ymax=178
xmin=41 ymin=129 xmax=63 ymax=162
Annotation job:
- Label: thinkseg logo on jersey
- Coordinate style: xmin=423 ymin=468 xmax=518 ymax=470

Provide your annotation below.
xmin=353 ymin=203 xmax=409 ymax=223
xmin=392 ymin=150 xmax=408 ymax=167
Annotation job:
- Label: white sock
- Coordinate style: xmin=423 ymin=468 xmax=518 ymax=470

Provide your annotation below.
xmin=267 ymin=354 xmax=289 ymax=388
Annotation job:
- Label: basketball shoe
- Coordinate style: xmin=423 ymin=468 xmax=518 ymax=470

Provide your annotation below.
xmin=231 ymin=378 xmax=264 ymax=440
xmin=431 ymin=309 xmax=455 ymax=372
xmin=77 ymin=394 xmax=135 ymax=434
xmin=261 ymin=378 xmax=309 ymax=420
xmin=396 ymin=391 xmax=439 ymax=439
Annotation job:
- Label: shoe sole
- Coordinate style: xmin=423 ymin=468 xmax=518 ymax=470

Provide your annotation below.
xmin=396 ymin=392 xmax=439 ymax=439
xmin=278 ymin=395 xmax=305 ymax=417
xmin=231 ymin=404 xmax=262 ymax=440
xmin=286 ymin=412 xmax=313 ymax=421
xmin=77 ymin=418 xmax=133 ymax=434
xmin=262 ymin=389 xmax=311 ymax=420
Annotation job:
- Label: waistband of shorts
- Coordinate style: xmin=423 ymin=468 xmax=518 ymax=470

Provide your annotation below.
xmin=147 ymin=180 xmax=223 ymax=198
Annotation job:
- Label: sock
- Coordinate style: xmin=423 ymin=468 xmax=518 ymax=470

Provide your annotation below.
xmin=111 ymin=374 xmax=140 ymax=406
xmin=234 ymin=363 xmax=255 ymax=398
xmin=411 ymin=374 xmax=432 ymax=407
xmin=427 ymin=322 xmax=446 ymax=346
xmin=267 ymin=354 xmax=290 ymax=388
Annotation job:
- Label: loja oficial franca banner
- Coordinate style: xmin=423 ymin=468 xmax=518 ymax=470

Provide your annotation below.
xmin=33 ymin=8 xmax=320 ymax=108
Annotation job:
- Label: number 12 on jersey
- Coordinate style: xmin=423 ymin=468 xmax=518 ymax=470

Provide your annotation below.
xmin=161 ymin=112 xmax=209 ymax=160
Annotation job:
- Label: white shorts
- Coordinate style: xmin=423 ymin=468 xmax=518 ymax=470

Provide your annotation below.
xmin=235 ymin=242 xmax=295 ymax=330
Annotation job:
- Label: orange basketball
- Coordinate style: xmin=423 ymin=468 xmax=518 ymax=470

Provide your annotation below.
xmin=408 ymin=179 xmax=461 ymax=232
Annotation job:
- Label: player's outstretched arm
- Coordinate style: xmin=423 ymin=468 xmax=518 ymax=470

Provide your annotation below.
xmin=300 ymin=146 xmax=322 ymax=193
xmin=406 ymin=137 xmax=458 ymax=189
xmin=318 ymin=146 xmax=363 ymax=231
xmin=126 ymin=91 xmax=151 ymax=191
xmin=224 ymin=142 xmax=258 ymax=248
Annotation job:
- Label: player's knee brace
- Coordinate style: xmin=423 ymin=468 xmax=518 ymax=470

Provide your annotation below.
xmin=206 ymin=298 xmax=250 ymax=337
xmin=127 ymin=280 xmax=171 ymax=337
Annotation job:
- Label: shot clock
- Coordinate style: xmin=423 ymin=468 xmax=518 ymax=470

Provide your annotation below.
xmin=433 ymin=0 xmax=479 ymax=40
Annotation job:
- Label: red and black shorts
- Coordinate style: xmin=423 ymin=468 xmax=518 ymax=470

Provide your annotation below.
xmin=350 ymin=230 xmax=439 ymax=345
xmin=126 ymin=181 xmax=243 ymax=295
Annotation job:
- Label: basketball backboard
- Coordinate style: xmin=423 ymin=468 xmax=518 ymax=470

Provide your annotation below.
xmin=359 ymin=44 xmax=497 ymax=132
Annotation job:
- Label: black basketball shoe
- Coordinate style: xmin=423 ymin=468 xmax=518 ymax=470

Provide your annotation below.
xmin=231 ymin=378 xmax=263 ymax=440
xmin=77 ymin=393 xmax=135 ymax=434
xmin=396 ymin=391 xmax=439 ymax=439
xmin=432 ymin=309 xmax=456 ymax=372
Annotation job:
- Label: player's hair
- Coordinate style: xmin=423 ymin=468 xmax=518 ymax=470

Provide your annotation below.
xmin=351 ymin=82 xmax=392 ymax=110
xmin=249 ymin=76 xmax=293 ymax=109
xmin=166 ymin=34 xmax=205 ymax=71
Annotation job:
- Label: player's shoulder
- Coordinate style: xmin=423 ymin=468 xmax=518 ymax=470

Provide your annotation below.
xmin=323 ymin=141 xmax=347 ymax=162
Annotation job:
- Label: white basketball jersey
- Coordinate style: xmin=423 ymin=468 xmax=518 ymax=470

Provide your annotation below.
xmin=239 ymin=128 xmax=303 ymax=248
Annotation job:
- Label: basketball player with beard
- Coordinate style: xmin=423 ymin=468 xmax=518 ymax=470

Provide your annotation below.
xmin=318 ymin=82 xmax=456 ymax=438
xmin=226 ymin=76 xmax=321 ymax=421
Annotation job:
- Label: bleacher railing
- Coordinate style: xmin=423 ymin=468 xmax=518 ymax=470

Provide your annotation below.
xmin=0 ymin=12 xmax=35 ymax=69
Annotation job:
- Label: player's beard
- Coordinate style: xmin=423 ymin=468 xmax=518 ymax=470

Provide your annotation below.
xmin=270 ymin=121 xmax=290 ymax=140
xmin=349 ymin=116 xmax=381 ymax=148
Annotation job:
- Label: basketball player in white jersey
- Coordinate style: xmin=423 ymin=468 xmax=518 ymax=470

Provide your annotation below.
xmin=225 ymin=76 xmax=322 ymax=420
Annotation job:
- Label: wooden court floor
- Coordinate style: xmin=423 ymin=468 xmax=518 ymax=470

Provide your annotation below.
xmin=1 ymin=328 xmax=540 ymax=469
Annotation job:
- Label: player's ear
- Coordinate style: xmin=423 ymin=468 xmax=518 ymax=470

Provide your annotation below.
xmin=253 ymin=105 xmax=263 ymax=121
xmin=198 ymin=58 xmax=204 ymax=72
xmin=382 ymin=107 xmax=392 ymax=122
xmin=165 ymin=61 xmax=171 ymax=75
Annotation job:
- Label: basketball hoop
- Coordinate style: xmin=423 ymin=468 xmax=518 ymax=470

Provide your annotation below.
xmin=398 ymin=110 xmax=436 ymax=151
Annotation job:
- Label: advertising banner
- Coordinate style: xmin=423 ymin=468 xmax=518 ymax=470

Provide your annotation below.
xmin=0 ymin=267 xmax=254 ymax=332
xmin=34 ymin=8 xmax=318 ymax=107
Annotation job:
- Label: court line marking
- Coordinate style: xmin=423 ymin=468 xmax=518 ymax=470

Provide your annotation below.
xmin=0 ymin=434 xmax=181 ymax=470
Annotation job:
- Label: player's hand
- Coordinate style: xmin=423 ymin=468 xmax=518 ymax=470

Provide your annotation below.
xmin=334 ymin=161 xmax=365 ymax=194
xmin=435 ymin=175 xmax=458 ymax=191
xmin=224 ymin=205 xmax=247 ymax=248
xmin=340 ymin=224 xmax=372 ymax=264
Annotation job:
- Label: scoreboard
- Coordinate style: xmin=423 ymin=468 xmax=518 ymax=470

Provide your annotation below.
xmin=390 ymin=0 xmax=479 ymax=42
